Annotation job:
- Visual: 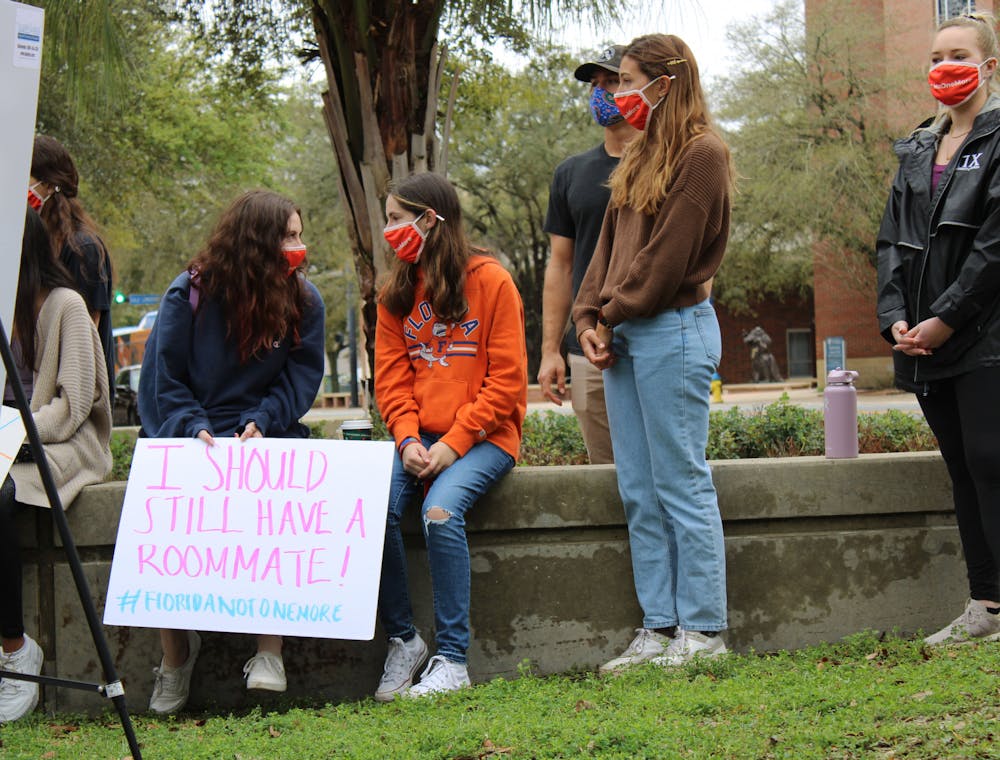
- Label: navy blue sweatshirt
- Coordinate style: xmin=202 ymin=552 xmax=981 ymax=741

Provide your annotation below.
xmin=139 ymin=271 xmax=326 ymax=439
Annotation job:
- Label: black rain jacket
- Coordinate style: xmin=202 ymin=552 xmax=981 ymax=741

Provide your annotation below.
xmin=877 ymin=95 xmax=1000 ymax=392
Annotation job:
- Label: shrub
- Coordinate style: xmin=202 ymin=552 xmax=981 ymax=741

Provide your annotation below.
xmin=106 ymin=402 xmax=941 ymax=477
xmin=109 ymin=431 xmax=137 ymax=482
xmin=519 ymin=411 xmax=589 ymax=466
xmin=858 ymin=409 xmax=938 ymax=453
xmin=707 ymin=396 xmax=825 ymax=459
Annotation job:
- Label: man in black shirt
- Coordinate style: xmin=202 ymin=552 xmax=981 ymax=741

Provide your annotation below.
xmin=539 ymin=45 xmax=636 ymax=464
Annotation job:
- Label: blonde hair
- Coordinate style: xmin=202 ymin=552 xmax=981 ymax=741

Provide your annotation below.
xmin=923 ymin=13 xmax=1000 ymax=133
xmin=937 ymin=12 xmax=1000 ymax=95
xmin=609 ymin=34 xmax=736 ymax=215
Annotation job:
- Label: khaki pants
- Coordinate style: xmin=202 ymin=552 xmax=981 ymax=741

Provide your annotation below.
xmin=568 ymin=352 xmax=614 ymax=464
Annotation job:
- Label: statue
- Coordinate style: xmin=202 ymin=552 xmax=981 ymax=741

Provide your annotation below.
xmin=743 ymin=326 xmax=784 ymax=383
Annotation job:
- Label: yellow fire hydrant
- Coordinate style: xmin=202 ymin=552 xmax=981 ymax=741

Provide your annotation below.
xmin=710 ymin=371 xmax=723 ymax=403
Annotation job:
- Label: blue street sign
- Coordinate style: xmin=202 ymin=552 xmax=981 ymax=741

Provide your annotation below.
xmin=128 ymin=294 xmax=160 ymax=306
xmin=824 ymin=336 xmax=846 ymax=377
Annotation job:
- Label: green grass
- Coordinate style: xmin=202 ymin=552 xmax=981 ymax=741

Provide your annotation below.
xmin=2 ymin=633 xmax=998 ymax=759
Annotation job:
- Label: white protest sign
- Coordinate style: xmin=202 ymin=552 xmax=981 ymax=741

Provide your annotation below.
xmin=104 ymin=437 xmax=394 ymax=640
xmin=0 ymin=404 xmax=27 ymax=481
xmin=0 ymin=1 xmax=44 ymax=391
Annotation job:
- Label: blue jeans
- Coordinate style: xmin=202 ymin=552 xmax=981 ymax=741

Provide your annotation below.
xmin=378 ymin=434 xmax=514 ymax=663
xmin=604 ymin=300 xmax=728 ymax=631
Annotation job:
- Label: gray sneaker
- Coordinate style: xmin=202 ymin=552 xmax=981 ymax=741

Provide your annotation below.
xmin=651 ymin=630 xmax=728 ymax=666
xmin=243 ymin=651 xmax=287 ymax=692
xmin=406 ymin=655 xmax=470 ymax=698
xmin=149 ymin=630 xmax=201 ymax=714
xmin=0 ymin=634 xmax=44 ymax=722
xmin=924 ymin=599 xmax=1000 ymax=646
xmin=599 ymin=628 xmax=671 ymax=674
xmin=374 ymin=633 xmax=428 ymax=702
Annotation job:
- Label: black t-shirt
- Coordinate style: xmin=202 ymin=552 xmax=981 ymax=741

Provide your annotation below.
xmin=543 ymin=143 xmax=619 ymax=355
xmin=61 ymin=232 xmax=114 ymax=400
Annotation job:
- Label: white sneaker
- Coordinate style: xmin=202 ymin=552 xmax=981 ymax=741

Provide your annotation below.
xmin=652 ymin=630 xmax=728 ymax=666
xmin=149 ymin=630 xmax=201 ymax=714
xmin=406 ymin=655 xmax=470 ymax=698
xmin=374 ymin=634 xmax=428 ymax=702
xmin=0 ymin=634 xmax=43 ymax=722
xmin=924 ymin=599 xmax=1000 ymax=646
xmin=243 ymin=651 xmax=287 ymax=692
xmin=599 ymin=628 xmax=671 ymax=674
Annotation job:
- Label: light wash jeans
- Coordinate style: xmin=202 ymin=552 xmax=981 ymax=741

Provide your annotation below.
xmin=604 ymin=300 xmax=728 ymax=631
xmin=378 ymin=434 xmax=514 ymax=663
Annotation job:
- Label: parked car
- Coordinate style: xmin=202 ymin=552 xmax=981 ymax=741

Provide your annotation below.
xmin=112 ymin=326 xmax=150 ymax=375
xmin=113 ymin=364 xmax=141 ymax=427
xmin=137 ymin=310 xmax=158 ymax=330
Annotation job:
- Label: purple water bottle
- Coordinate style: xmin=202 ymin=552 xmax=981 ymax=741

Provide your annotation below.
xmin=824 ymin=368 xmax=859 ymax=459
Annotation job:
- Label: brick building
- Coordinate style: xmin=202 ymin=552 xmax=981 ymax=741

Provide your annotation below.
xmin=807 ymin=0 xmax=997 ymax=386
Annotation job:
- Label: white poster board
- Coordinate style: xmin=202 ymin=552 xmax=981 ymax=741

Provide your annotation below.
xmin=0 ymin=405 xmax=26 ymax=481
xmin=0 ymin=1 xmax=44 ymax=390
xmin=104 ymin=438 xmax=394 ymax=640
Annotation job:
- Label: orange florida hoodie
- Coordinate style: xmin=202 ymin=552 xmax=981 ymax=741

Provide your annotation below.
xmin=375 ymin=255 xmax=527 ymax=460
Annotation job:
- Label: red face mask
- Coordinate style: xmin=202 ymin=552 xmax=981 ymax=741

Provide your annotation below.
xmin=282 ymin=245 xmax=306 ymax=276
xmin=928 ymin=59 xmax=994 ymax=107
xmin=384 ymin=210 xmax=444 ymax=264
xmin=613 ymin=76 xmax=670 ymax=130
xmin=27 ymin=183 xmax=46 ymax=211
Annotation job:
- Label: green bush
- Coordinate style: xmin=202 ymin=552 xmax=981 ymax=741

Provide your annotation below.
xmin=107 ymin=402 xmax=941 ymax=477
xmin=521 ymin=400 xmax=938 ymax=466
xmin=109 ymin=430 xmax=137 ymax=482
xmin=707 ymin=396 xmax=826 ymax=459
xmin=518 ymin=411 xmax=589 ymax=466
xmin=858 ymin=409 xmax=938 ymax=453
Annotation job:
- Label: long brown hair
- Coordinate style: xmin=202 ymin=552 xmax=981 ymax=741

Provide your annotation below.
xmin=30 ymin=135 xmax=107 ymax=262
xmin=379 ymin=173 xmax=470 ymax=321
xmin=188 ymin=190 xmax=306 ymax=363
xmin=15 ymin=208 xmax=78 ymax=371
xmin=609 ymin=34 xmax=736 ymax=215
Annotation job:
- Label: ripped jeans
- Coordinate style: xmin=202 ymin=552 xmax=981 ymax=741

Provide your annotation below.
xmin=377 ymin=434 xmax=514 ymax=664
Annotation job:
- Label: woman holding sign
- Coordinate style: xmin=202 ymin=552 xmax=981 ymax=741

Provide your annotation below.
xmin=373 ymin=173 xmax=527 ymax=700
xmin=0 ymin=208 xmax=112 ymax=722
xmin=139 ymin=190 xmax=325 ymax=714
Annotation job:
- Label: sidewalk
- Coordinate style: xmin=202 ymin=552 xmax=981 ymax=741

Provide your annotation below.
xmin=304 ymin=382 xmax=924 ymax=427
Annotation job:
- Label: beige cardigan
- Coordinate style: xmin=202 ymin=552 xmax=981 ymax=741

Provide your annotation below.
xmin=10 ymin=287 xmax=112 ymax=509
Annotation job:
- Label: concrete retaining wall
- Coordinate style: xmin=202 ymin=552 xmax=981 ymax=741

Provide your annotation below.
xmin=18 ymin=452 xmax=964 ymax=714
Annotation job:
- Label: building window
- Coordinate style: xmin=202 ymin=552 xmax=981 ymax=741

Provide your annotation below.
xmin=786 ymin=328 xmax=814 ymax=378
xmin=938 ymin=0 xmax=975 ymax=24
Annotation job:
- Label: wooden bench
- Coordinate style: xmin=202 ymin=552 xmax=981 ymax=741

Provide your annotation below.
xmin=315 ymin=392 xmax=352 ymax=408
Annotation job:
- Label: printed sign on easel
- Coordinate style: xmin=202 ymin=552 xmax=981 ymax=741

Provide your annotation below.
xmin=0 ymin=0 xmax=44 ymax=389
xmin=104 ymin=437 xmax=394 ymax=640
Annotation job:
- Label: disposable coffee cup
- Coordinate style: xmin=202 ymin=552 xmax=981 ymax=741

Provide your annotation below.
xmin=340 ymin=419 xmax=373 ymax=441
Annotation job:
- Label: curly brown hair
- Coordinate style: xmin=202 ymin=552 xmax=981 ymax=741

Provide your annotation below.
xmin=188 ymin=190 xmax=307 ymax=363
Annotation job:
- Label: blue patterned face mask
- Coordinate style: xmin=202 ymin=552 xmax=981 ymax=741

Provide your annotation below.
xmin=589 ymin=85 xmax=624 ymax=127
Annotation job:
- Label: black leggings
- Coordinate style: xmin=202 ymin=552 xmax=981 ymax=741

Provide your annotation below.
xmin=918 ymin=366 xmax=1000 ymax=601
xmin=0 ymin=475 xmax=25 ymax=639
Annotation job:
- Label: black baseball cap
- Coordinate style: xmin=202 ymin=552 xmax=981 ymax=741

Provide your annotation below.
xmin=573 ymin=45 xmax=626 ymax=82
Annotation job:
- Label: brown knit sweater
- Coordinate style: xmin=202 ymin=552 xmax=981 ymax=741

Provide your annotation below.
xmin=573 ymin=132 xmax=731 ymax=334
xmin=11 ymin=288 xmax=111 ymax=509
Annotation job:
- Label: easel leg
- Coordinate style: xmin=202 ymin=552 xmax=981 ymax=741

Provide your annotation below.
xmin=0 ymin=319 xmax=142 ymax=758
